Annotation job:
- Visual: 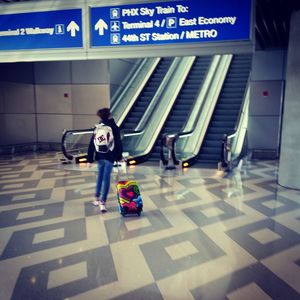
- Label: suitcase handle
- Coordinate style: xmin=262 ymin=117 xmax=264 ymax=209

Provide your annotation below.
xmin=115 ymin=161 xmax=129 ymax=181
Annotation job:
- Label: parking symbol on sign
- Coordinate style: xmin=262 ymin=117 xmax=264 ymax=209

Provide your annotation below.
xmin=166 ymin=17 xmax=177 ymax=28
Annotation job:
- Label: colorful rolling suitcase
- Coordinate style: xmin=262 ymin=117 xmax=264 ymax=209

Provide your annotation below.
xmin=116 ymin=180 xmax=143 ymax=216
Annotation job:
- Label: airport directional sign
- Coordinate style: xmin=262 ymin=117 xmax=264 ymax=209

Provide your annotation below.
xmin=90 ymin=0 xmax=252 ymax=47
xmin=0 ymin=9 xmax=83 ymax=51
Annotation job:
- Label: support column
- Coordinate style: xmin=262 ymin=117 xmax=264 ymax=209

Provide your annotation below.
xmin=278 ymin=10 xmax=300 ymax=189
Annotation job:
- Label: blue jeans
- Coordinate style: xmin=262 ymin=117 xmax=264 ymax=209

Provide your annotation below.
xmin=95 ymin=160 xmax=113 ymax=202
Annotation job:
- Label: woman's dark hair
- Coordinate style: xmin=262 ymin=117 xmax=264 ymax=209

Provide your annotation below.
xmin=97 ymin=108 xmax=111 ymax=121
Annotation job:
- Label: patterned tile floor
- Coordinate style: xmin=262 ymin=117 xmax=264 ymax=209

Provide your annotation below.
xmin=0 ymin=152 xmax=299 ymax=300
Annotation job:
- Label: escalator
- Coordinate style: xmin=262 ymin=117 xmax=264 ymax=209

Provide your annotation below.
xmin=121 ymin=57 xmax=174 ymax=131
xmin=149 ymin=56 xmax=212 ymax=160
xmin=196 ymin=54 xmax=252 ymax=165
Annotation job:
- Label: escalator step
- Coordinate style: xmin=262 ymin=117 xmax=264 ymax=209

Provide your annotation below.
xmin=202 ymin=140 xmax=222 ymax=148
xmin=207 ymin=127 xmax=233 ymax=134
xmin=213 ymin=115 xmax=237 ymax=122
xmin=210 ymin=121 xmax=236 ymax=128
xmin=214 ymin=109 xmax=240 ymax=115
xmin=200 ymin=147 xmax=222 ymax=155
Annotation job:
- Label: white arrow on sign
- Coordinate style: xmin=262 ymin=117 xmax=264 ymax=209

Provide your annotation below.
xmin=67 ymin=21 xmax=80 ymax=37
xmin=95 ymin=19 xmax=108 ymax=36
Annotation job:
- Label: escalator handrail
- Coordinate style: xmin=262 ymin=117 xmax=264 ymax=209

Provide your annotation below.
xmin=119 ymin=58 xmax=182 ymax=140
xmin=222 ymin=73 xmax=251 ymax=168
xmin=113 ymin=57 xmax=161 ymax=127
xmin=110 ymin=58 xmax=144 ymax=106
xmin=162 ymin=56 xmax=216 ymax=141
xmin=225 ymin=72 xmax=252 ymax=140
xmin=61 ymin=128 xmax=94 ymax=160
xmin=135 ymin=57 xmax=191 ymax=131
xmin=160 ymin=133 xmax=178 ymax=166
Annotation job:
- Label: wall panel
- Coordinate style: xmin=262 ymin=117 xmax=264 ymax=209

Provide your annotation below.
xmin=3 ymin=83 xmax=35 ymax=114
xmin=37 ymin=114 xmax=72 ymax=143
xmin=36 ymin=85 xmax=72 ymax=114
xmin=3 ymin=114 xmax=36 ymax=145
xmin=72 ymin=84 xmax=109 ymax=114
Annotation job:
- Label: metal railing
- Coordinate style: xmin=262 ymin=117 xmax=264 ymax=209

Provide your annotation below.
xmin=221 ymin=75 xmax=251 ymax=171
xmin=61 ymin=128 xmax=93 ymax=161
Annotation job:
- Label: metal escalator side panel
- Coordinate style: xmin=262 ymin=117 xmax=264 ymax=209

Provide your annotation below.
xmin=110 ymin=58 xmax=144 ymax=106
xmin=61 ymin=128 xmax=94 ymax=161
xmin=113 ymin=57 xmax=161 ymax=127
xmin=120 ymin=57 xmax=173 ymax=131
xmin=229 ymin=84 xmax=250 ymax=161
xmin=136 ymin=56 xmax=196 ymax=132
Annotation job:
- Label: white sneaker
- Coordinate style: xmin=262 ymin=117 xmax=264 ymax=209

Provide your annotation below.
xmin=92 ymin=200 xmax=100 ymax=206
xmin=99 ymin=203 xmax=107 ymax=213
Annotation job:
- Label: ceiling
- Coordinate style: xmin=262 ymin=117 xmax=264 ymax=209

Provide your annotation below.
xmin=1 ymin=0 xmax=300 ymax=50
xmin=256 ymin=0 xmax=300 ymax=49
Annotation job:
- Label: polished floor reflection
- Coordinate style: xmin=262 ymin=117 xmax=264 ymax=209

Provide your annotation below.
xmin=0 ymin=153 xmax=299 ymax=300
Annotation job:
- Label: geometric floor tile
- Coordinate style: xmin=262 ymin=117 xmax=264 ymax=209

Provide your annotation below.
xmin=0 ymin=179 xmax=40 ymax=191
xmin=150 ymin=190 xmax=200 ymax=208
xmin=262 ymin=200 xmax=284 ymax=209
xmin=261 ymin=245 xmax=300 ymax=294
xmin=41 ymin=170 xmax=82 ymax=178
xmin=11 ymin=247 xmax=117 ymax=300
xmin=0 ymin=165 xmax=24 ymax=172
xmin=226 ymin=282 xmax=273 ymax=300
xmin=84 ymin=196 xmax=119 ymax=216
xmin=249 ymin=228 xmax=282 ymax=244
xmin=139 ymin=228 xmax=225 ymax=280
xmin=0 ymin=189 xmax=53 ymax=206
xmin=0 ymin=219 xmax=86 ymax=260
xmin=191 ymin=263 xmax=300 ymax=300
xmin=65 ymin=186 xmax=95 ymax=201
xmin=111 ymin=283 xmax=164 ymax=300
xmin=17 ymin=209 xmax=45 ymax=220
xmin=0 ymin=171 xmax=34 ymax=179
xmin=165 ymin=240 xmax=199 ymax=260
xmin=249 ymin=228 xmax=281 ymax=244
xmin=226 ymin=219 xmax=300 ymax=260
xmin=0 ymin=202 xmax=64 ymax=228
xmin=47 ymin=261 xmax=88 ymax=289
xmin=1 ymin=153 xmax=300 ymax=300
xmin=207 ymin=184 xmax=255 ymax=200
xmin=183 ymin=201 xmax=244 ymax=227
xmin=33 ymin=228 xmax=65 ymax=244
xmin=245 ymin=195 xmax=299 ymax=217
xmin=54 ymin=176 xmax=95 ymax=188
xmin=256 ymin=180 xmax=279 ymax=194
xmin=176 ymin=177 xmax=219 ymax=188
xmin=104 ymin=210 xmax=172 ymax=244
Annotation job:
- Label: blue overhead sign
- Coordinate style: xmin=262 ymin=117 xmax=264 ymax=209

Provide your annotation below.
xmin=0 ymin=9 xmax=83 ymax=51
xmin=90 ymin=0 xmax=252 ymax=47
